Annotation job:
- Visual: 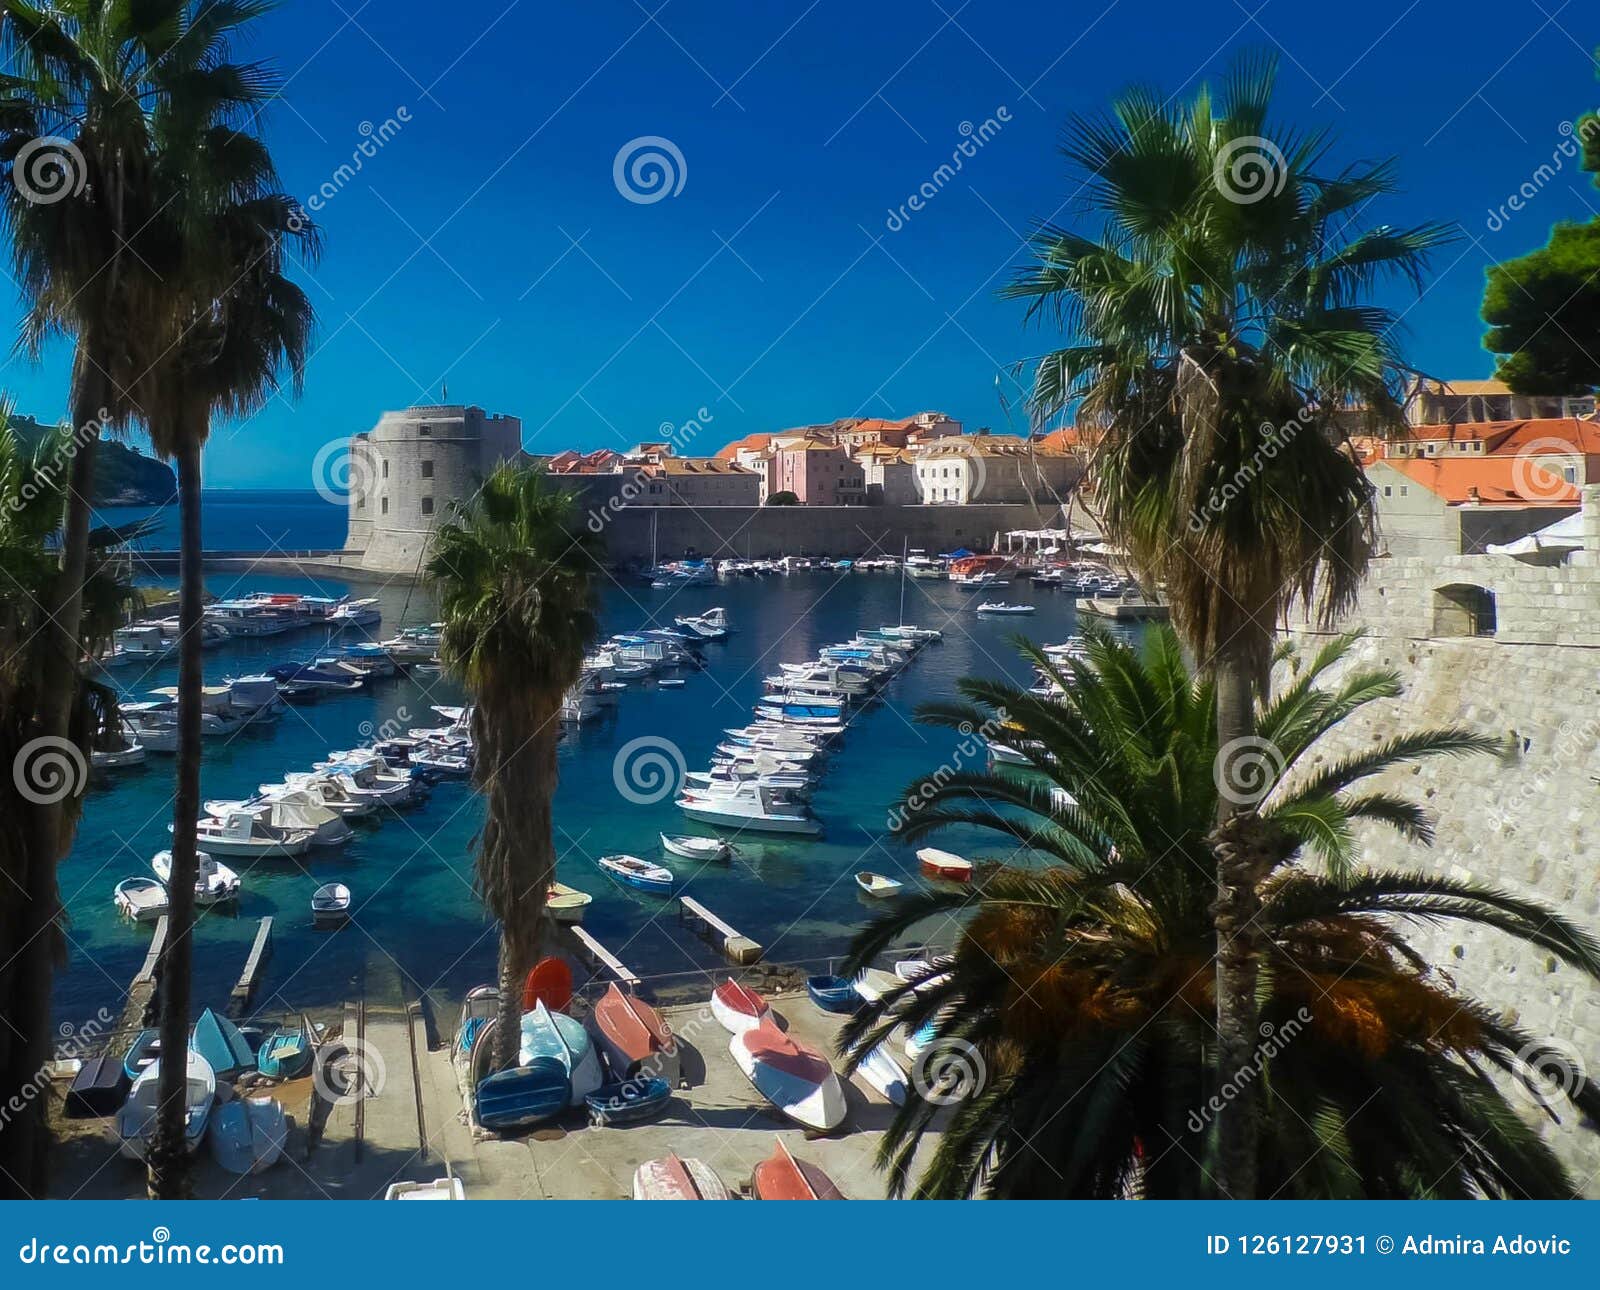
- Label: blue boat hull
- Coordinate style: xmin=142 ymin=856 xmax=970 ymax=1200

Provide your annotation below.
xmin=478 ymin=1058 xmax=569 ymax=1131
xmin=806 ymin=975 xmax=863 ymax=1015
xmin=257 ymin=1031 xmax=312 ymax=1080
xmin=585 ymin=1078 xmax=672 ymax=1126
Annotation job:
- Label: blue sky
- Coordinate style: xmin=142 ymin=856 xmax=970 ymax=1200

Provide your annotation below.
xmin=5 ymin=0 xmax=1598 ymax=485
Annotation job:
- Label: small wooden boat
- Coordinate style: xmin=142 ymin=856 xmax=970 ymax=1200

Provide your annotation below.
xmin=520 ymin=956 xmax=574 ymax=1013
xmin=731 ymin=1021 xmax=847 ymax=1133
xmin=385 ymin=1177 xmax=467 ymax=1200
xmin=590 ymin=983 xmax=679 ymax=1084
xmin=114 ymin=876 xmax=167 ymax=923
xmin=311 ymin=882 xmax=351 ymax=928
xmin=854 ymin=870 xmax=903 ymax=898
xmin=597 ymin=853 xmax=674 ymax=894
xmin=476 ymin=1058 xmax=569 ymax=1131
xmin=256 ymin=1028 xmax=313 ymax=1080
xmin=975 ymin=602 xmax=1036 ymax=615
xmin=750 ymin=1138 xmax=845 ymax=1199
xmin=208 ymin=1096 xmax=287 ymax=1173
xmin=917 ymin=847 xmax=974 ymax=883
xmin=855 ymin=1041 xmax=909 ymax=1105
xmin=710 ymin=978 xmax=771 ymax=1034
xmin=546 ymin=882 xmax=592 ymax=925
xmin=585 ymin=1077 xmax=672 ymax=1126
xmin=632 ymin=1153 xmax=732 ymax=1200
xmin=660 ymin=833 xmax=731 ymax=862
xmin=806 ymin=974 xmax=863 ymax=1015
xmin=121 ymin=1029 xmax=162 ymax=1082
xmin=191 ymin=1007 xmax=256 ymax=1080
xmin=116 ymin=1050 xmax=215 ymax=1160
xmin=518 ymin=999 xmax=602 ymax=1105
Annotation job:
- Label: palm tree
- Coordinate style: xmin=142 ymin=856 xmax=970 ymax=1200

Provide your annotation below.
xmin=840 ymin=628 xmax=1600 ymax=1198
xmin=0 ymin=412 xmax=142 ymax=1194
xmin=426 ymin=465 xmax=602 ymax=1071
xmin=0 ymin=0 xmax=271 ymax=1193
xmin=139 ymin=124 xmax=316 ymax=1199
xmin=1002 ymin=53 xmax=1454 ymax=1191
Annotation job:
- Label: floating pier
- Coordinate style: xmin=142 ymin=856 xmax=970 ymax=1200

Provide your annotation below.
xmin=678 ymin=896 xmax=764 ymax=965
xmin=569 ymin=926 xmax=642 ymax=988
xmin=229 ymin=917 xmax=274 ymax=1017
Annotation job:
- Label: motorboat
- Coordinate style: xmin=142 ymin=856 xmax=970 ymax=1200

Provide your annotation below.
xmin=201 ymin=793 xmax=352 ymax=848
xmin=114 ymin=876 xmax=168 ymax=923
xmin=546 ymin=882 xmax=592 ymax=924
xmin=208 ymin=1097 xmax=287 ymax=1174
xmin=151 ymin=850 xmax=241 ymax=905
xmin=686 ymin=767 xmax=813 ymax=799
xmin=112 ymin=623 xmax=175 ymax=662
xmin=518 ymin=1000 xmax=602 ymax=1106
xmin=122 ymin=712 xmax=178 ymax=753
xmin=589 ymin=983 xmax=680 ymax=1085
xmin=380 ymin=622 xmax=443 ymax=662
xmin=191 ymin=811 xmax=314 ymax=859
xmin=312 ymin=883 xmax=352 ymax=927
xmin=918 ymin=848 xmax=974 ymax=883
xmin=754 ymin=697 xmax=847 ymax=729
xmin=676 ymin=783 xmax=822 ymax=836
xmin=986 ymin=740 xmax=1033 ymax=767
xmin=976 ymin=602 xmax=1036 ymax=615
xmin=227 ymin=675 xmax=284 ymax=720
xmin=268 ymin=662 xmax=365 ymax=694
xmin=597 ymin=854 xmax=674 ymax=894
xmin=328 ymin=597 xmax=382 ymax=628
xmin=709 ymin=979 xmax=770 ymax=1034
xmin=115 ymin=1050 xmax=215 ymax=1160
xmin=288 ymin=765 xmax=413 ymax=808
xmin=731 ymin=1021 xmax=847 ymax=1133
xmin=750 ymin=1139 xmax=845 ymax=1199
xmin=259 ymin=776 xmax=374 ymax=818
xmin=91 ymin=729 xmax=145 ymax=769
xmin=660 ymin=833 xmax=732 ymax=862
xmin=855 ymin=871 xmax=904 ymax=898
xmin=632 ymin=1154 xmax=732 ymax=1200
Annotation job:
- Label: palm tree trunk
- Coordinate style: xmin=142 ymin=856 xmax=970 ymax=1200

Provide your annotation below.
xmin=1211 ymin=659 xmax=1259 ymax=1199
xmin=479 ymin=704 xmax=558 ymax=1072
xmin=3 ymin=349 xmax=106 ymax=1197
xmin=148 ymin=434 xmax=203 ymax=1200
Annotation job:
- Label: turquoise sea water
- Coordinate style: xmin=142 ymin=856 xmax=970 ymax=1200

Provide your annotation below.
xmin=57 ymin=569 xmax=1126 ymax=1026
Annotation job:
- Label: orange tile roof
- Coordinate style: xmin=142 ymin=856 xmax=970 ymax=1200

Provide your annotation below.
xmin=1033 ymin=426 xmax=1099 ymax=453
xmin=845 ymin=418 xmax=913 ymax=433
xmin=1378 ymin=457 xmax=1579 ymax=505
xmin=1385 ymin=418 xmax=1600 ymax=453
xmin=715 ymin=432 xmax=774 ymax=460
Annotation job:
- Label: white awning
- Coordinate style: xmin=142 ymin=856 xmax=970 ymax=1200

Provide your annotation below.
xmin=1485 ymin=510 xmax=1585 ymax=557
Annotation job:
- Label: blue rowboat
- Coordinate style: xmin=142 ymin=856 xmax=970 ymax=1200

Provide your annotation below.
xmin=597 ymin=853 xmax=673 ymax=895
xmin=256 ymin=1029 xmax=312 ymax=1080
xmin=191 ymin=1007 xmax=256 ymax=1080
xmin=121 ymin=1029 xmax=162 ymax=1083
xmin=806 ymin=974 xmax=863 ymax=1015
xmin=585 ymin=1077 xmax=673 ymax=1127
xmin=477 ymin=1057 xmax=569 ymax=1131
xmin=518 ymin=1000 xmax=603 ymax=1105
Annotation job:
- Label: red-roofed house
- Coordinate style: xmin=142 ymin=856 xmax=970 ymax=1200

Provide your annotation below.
xmin=1370 ymin=455 xmax=1580 ymax=559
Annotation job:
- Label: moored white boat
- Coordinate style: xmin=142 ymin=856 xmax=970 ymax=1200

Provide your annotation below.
xmin=660 ymin=833 xmax=732 ymax=862
xmin=917 ymin=847 xmax=974 ymax=883
xmin=676 ymin=782 xmax=822 ymax=836
xmin=976 ymin=601 xmax=1035 ymax=615
xmin=854 ymin=870 xmax=903 ymax=898
xmin=114 ymin=876 xmax=168 ymax=923
xmin=597 ymin=853 xmax=674 ymax=894
xmin=191 ymin=811 xmax=314 ymax=859
xmin=311 ymin=883 xmax=352 ymax=927
xmin=151 ymin=850 xmax=241 ymax=905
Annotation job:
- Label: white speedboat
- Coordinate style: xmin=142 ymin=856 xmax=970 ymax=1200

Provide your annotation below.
xmin=676 ymin=783 xmax=822 ymax=836
xmin=289 ymin=766 xmax=413 ymax=807
xmin=689 ymin=767 xmax=813 ymax=798
xmin=660 ymin=833 xmax=733 ymax=862
xmin=202 ymin=793 xmax=352 ymax=848
xmin=258 ymin=776 xmax=374 ymax=818
xmin=191 ymin=812 xmax=314 ymax=859
xmin=976 ymin=602 xmax=1036 ymax=615
xmin=116 ymin=1050 xmax=215 ymax=1160
xmin=151 ymin=850 xmax=241 ymax=905
xmin=114 ymin=876 xmax=168 ymax=923
xmin=91 ymin=729 xmax=145 ymax=769
xmin=328 ymin=597 xmax=382 ymax=628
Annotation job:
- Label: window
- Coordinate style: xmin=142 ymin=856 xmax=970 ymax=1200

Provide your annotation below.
xmin=421 ymin=460 xmax=434 ymax=478
xmin=1400 ymin=486 xmax=1408 ymax=496
xmin=1433 ymin=584 xmax=1496 ymax=638
xmin=381 ymin=496 xmax=389 ymax=515
xmin=358 ymin=496 xmax=366 ymax=510
xmin=419 ymin=425 xmax=431 ymax=436
xmin=421 ymin=496 xmax=434 ymax=515
xmin=1383 ymin=485 xmax=1391 ymax=497
xmin=382 ymin=459 xmax=389 ymax=478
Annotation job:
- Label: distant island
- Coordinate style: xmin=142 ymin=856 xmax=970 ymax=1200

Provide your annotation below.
xmin=12 ymin=413 xmax=177 ymax=506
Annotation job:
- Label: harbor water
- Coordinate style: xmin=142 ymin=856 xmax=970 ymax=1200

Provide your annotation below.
xmin=58 ymin=565 xmax=1122 ymax=1026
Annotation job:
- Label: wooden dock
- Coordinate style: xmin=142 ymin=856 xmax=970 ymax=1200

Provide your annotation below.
xmin=569 ymin=926 xmax=642 ymax=988
xmin=678 ymin=896 xmax=763 ymax=965
xmin=229 ymin=917 xmax=274 ymax=1017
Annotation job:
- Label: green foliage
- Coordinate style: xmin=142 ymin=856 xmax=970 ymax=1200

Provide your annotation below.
xmin=765 ymin=490 xmax=799 ymax=506
xmin=10 ymin=414 xmax=173 ymax=504
xmin=841 ymin=627 xmax=1598 ymax=1198
xmin=1483 ymin=222 xmax=1600 ymax=395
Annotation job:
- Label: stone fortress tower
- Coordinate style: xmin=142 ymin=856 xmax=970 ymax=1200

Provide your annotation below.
xmin=344 ymin=404 xmax=524 ymax=573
